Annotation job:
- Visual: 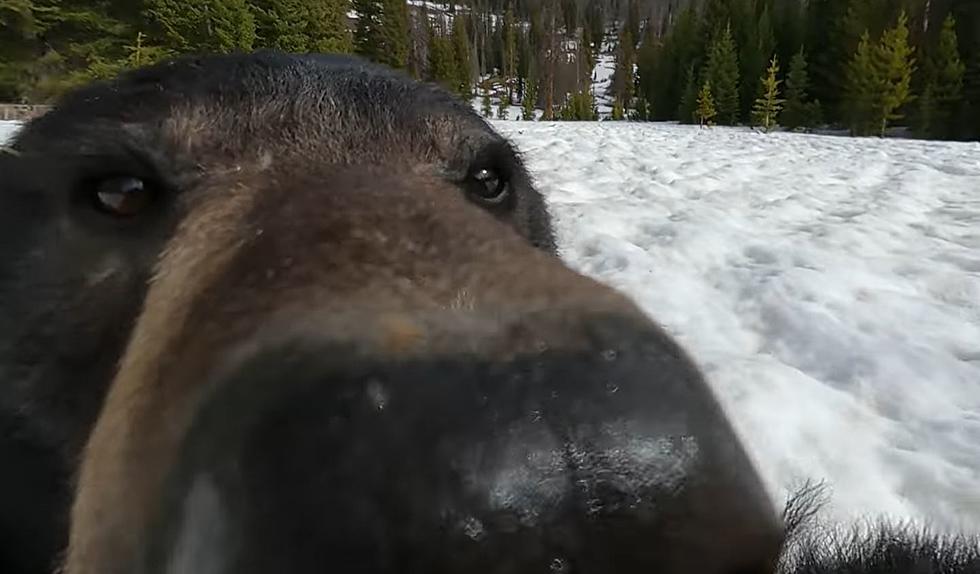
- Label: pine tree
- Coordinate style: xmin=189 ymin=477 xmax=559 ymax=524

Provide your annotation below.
xmin=516 ymin=30 xmax=531 ymax=101
xmin=121 ymin=31 xmax=171 ymax=70
xmin=773 ymin=0 xmax=805 ymax=75
xmin=701 ymin=0 xmax=733 ymax=49
xmin=925 ymin=14 xmax=965 ymax=139
xmin=677 ymin=64 xmax=698 ymax=124
xmin=252 ymin=0 xmax=309 ymax=51
xmin=634 ymin=27 xmax=656 ymax=110
xmin=488 ymin=14 xmax=503 ymax=74
xmin=806 ymin=0 xmax=850 ymax=122
xmin=406 ymin=4 xmax=427 ymax=78
xmin=838 ymin=0 xmax=906 ymax=122
xmin=146 ymin=0 xmax=256 ymax=54
xmin=522 ymin=72 xmax=537 ymax=120
xmin=697 ymin=80 xmax=717 ymax=126
xmin=873 ymin=10 xmax=915 ymax=136
xmin=377 ymin=0 xmax=410 ymax=68
xmin=611 ymin=97 xmax=626 ymax=121
xmin=916 ymin=81 xmax=935 ymax=137
xmin=635 ymin=31 xmax=656 ymax=115
xmin=502 ymin=6 xmax=517 ymax=101
xmin=537 ymin=0 xmax=561 ymax=120
xmin=584 ymin=89 xmax=598 ymax=120
xmin=451 ymin=14 xmax=472 ymax=100
xmin=585 ymin=0 xmax=603 ymax=54
xmin=631 ymin=96 xmax=650 ymax=120
xmin=0 ymin=0 xmax=39 ymax=100
xmin=705 ymin=23 xmax=740 ymax=125
xmin=740 ymin=5 xmax=775 ymax=122
xmin=578 ymin=27 xmax=596 ymax=85
xmin=497 ymin=93 xmax=510 ymax=119
xmin=582 ymin=26 xmax=596 ymax=70
xmin=427 ymin=20 xmax=457 ymax=90
xmin=307 ymin=0 xmax=354 ymax=53
xmin=562 ymin=0 xmax=578 ymax=34
xmin=961 ymin=53 xmax=980 ymax=140
xmin=4 ymin=0 xmax=150 ymax=101
xmin=481 ymin=87 xmax=493 ymax=118
xmin=625 ymin=0 xmax=641 ymax=45
xmin=752 ymin=55 xmax=783 ymax=131
xmin=844 ymin=12 xmax=915 ymax=136
xmin=354 ymin=0 xmax=408 ymax=68
xmin=844 ymin=30 xmax=879 ymax=135
xmin=782 ymin=47 xmax=818 ymax=130
xmin=612 ymin=29 xmax=636 ymax=116
xmin=559 ymin=89 xmax=597 ymax=120
xmin=352 ymin=0 xmax=379 ymax=57
xmin=252 ymin=0 xmax=352 ymax=53
xmin=651 ymin=6 xmax=699 ymax=121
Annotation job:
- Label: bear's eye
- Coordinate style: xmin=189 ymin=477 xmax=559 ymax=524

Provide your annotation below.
xmin=467 ymin=168 xmax=510 ymax=206
xmin=90 ymin=176 xmax=156 ymax=217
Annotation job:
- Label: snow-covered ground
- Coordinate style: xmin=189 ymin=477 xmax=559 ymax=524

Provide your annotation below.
xmin=4 ymin=119 xmax=980 ymax=533
xmin=495 ymin=121 xmax=980 ymax=533
xmin=0 ymin=121 xmax=17 ymax=143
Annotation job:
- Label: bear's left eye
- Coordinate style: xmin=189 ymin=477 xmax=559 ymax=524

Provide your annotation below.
xmin=90 ymin=176 xmax=156 ymax=217
xmin=467 ymin=168 xmax=510 ymax=206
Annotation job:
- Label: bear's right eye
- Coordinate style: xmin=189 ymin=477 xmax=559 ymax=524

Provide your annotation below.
xmin=89 ymin=176 xmax=157 ymax=217
xmin=468 ymin=168 xmax=510 ymax=205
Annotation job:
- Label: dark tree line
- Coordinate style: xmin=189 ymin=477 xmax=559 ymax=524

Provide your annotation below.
xmin=633 ymin=0 xmax=979 ymax=140
xmin=3 ymin=0 xmax=976 ymax=140
xmin=1 ymin=0 xmax=642 ymax=121
xmin=0 ymin=0 xmax=651 ymax=121
xmin=0 ymin=0 xmax=351 ymax=101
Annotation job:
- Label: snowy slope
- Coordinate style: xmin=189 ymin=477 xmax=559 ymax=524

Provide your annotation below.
xmin=0 ymin=121 xmax=18 ymax=143
xmin=470 ymin=30 xmax=616 ymax=121
xmin=4 ymin=119 xmax=980 ymax=533
xmin=590 ymin=36 xmax=616 ymax=119
xmin=495 ymin=121 xmax=980 ymax=533
xmin=470 ymin=81 xmax=539 ymax=121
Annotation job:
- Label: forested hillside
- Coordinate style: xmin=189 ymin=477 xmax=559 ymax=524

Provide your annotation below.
xmin=638 ymin=0 xmax=979 ymax=139
xmin=1 ymin=0 xmax=977 ymax=139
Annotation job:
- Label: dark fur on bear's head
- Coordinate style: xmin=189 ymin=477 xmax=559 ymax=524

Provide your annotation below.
xmin=0 ymin=51 xmax=974 ymax=574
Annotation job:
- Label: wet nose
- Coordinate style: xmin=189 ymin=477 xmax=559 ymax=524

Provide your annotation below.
xmin=148 ymin=312 xmax=782 ymax=574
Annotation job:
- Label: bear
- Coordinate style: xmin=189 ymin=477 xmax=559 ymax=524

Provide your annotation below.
xmin=1 ymin=52 xmax=976 ymax=574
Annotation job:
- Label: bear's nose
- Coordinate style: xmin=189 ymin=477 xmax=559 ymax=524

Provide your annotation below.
xmin=148 ymin=311 xmax=782 ymax=574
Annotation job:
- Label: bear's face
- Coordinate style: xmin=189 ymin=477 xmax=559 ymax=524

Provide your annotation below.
xmin=1 ymin=52 xmax=552 ymax=453
xmin=0 ymin=53 xmax=781 ymax=574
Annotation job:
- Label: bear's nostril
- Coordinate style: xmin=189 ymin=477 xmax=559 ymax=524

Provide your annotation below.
xmin=549 ymin=556 xmax=572 ymax=574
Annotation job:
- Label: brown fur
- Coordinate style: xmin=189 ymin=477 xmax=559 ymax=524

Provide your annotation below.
xmin=2 ymin=52 xmax=782 ymax=574
xmin=67 ymin=122 xmax=643 ymax=574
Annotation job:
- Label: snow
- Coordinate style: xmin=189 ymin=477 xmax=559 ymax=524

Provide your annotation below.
xmin=406 ymin=0 xmax=506 ymax=26
xmin=4 ymin=118 xmax=980 ymax=533
xmin=406 ymin=0 xmax=454 ymax=12
xmin=494 ymin=121 xmax=980 ymax=533
xmin=590 ymin=35 xmax=617 ymax=119
xmin=0 ymin=121 xmax=18 ymax=143
xmin=470 ymin=79 xmax=542 ymax=121
xmin=470 ymin=96 xmax=538 ymax=121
